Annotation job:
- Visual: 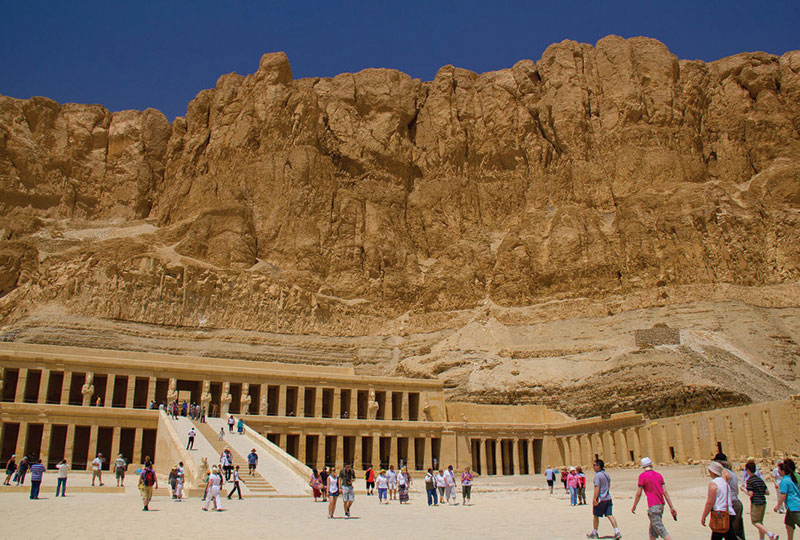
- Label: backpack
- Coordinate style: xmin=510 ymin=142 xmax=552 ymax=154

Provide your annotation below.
xmin=141 ymin=468 xmax=156 ymax=487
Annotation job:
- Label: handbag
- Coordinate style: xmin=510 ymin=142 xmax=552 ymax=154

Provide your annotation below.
xmin=709 ymin=480 xmax=730 ymax=533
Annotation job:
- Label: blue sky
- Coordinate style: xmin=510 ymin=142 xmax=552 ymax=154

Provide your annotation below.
xmin=1 ymin=0 xmax=798 ymax=120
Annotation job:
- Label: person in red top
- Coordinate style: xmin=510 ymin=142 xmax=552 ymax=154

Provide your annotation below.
xmin=365 ymin=465 xmax=375 ymax=495
xmin=631 ymin=457 xmax=678 ymax=540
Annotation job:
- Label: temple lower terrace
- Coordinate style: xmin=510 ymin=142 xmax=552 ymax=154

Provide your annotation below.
xmin=1 ymin=342 xmax=799 ymax=483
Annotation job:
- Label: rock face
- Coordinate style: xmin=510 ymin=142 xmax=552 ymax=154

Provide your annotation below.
xmin=1 ymin=36 xmax=799 ymax=418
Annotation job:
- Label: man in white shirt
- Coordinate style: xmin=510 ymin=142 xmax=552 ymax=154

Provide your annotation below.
xmin=91 ymin=453 xmax=104 ymax=486
xmin=187 ymin=427 xmax=196 ymax=450
xmin=113 ymin=454 xmax=127 ymax=487
xmin=445 ymin=465 xmax=457 ymax=504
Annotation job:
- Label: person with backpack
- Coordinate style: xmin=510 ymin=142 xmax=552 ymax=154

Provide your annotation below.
xmin=139 ymin=460 xmax=158 ymax=511
xmin=776 ymin=458 xmax=800 ymax=540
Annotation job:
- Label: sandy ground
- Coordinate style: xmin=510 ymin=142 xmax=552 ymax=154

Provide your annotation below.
xmin=0 ymin=466 xmax=790 ymax=540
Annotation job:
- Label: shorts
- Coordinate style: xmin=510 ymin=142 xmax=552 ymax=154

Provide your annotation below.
xmin=593 ymin=499 xmax=613 ymax=517
xmin=341 ymin=486 xmax=355 ymax=502
xmin=647 ymin=504 xmax=669 ymax=538
xmin=115 ymin=469 xmax=125 ymax=479
xmin=786 ymin=511 xmax=800 ymax=529
xmin=750 ymin=503 xmax=766 ymax=525
xmin=388 ymin=481 xmax=397 ymax=489
xmin=547 ymin=479 xmax=554 ymax=486
xmin=366 ymin=481 xmax=375 ymax=489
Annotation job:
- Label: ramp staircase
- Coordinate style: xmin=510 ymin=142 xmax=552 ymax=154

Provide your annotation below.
xmin=191 ymin=419 xmax=277 ymax=496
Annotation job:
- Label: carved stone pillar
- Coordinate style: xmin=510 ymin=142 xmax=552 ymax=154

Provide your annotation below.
xmin=133 ymin=428 xmax=143 ymax=464
xmin=371 ymin=432 xmax=381 ymax=470
xmin=259 ymin=384 xmax=268 ymax=415
xmin=125 ymin=376 xmax=136 ymax=408
xmin=389 ymin=436 xmax=398 ymax=468
xmin=277 ymin=384 xmax=286 ymax=417
xmin=146 ymin=377 xmax=156 ymax=404
xmin=111 ymin=427 xmax=121 ymax=458
xmin=14 ymin=368 xmax=27 ymax=403
xmin=401 ymin=392 xmax=409 ymax=421
xmin=318 ymin=433 xmax=327 ymax=468
xmin=40 ymin=424 xmax=52 ymax=466
xmin=511 ymin=438 xmax=519 ymax=475
xmin=81 ymin=373 xmax=94 ymax=407
xmin=61 ymin=371 xmax=71 ymax=405
xmin=38 ymin=368 xmax=50 ymax=404
xmin=104 ymin=375 xmax=115 ymax=407
xmin=335 ymin=435 xmax=344 ymax=468
xmin=220 ymin=382 xmax=232 ymax=416
xmin=354 ymin=436 xmax=363 ymax=470
xmin=87 ymin=425 xmax=99 ymax=470
xmin=314 ymin=388 xmax=323 ymax=418
xmin=297 ymin=386 xmax=305 ymax=418
xmin=64 ymin=425 xmax=75 ymax=465
xmin=333 ymin=389 xmax=342 ymax=419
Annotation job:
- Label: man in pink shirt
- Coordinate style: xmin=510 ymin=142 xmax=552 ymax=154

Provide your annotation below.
xmin=631 ymin=457 xmax=678 ymax=540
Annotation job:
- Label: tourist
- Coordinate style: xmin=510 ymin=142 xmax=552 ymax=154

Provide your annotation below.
xmin=201 ymin=467 xmax=210 ymax=501
xmin=237 ymin=418 xmax=245 ymax=434
xmin=28 ymin=458 xmax=46 ymax=500
xmin=16 ymin=456 xmax=29 ymax=485
xmin=445 ymin=465 xmax=457 ymax=505
xmin=327 ymin=466 xmax=340 ymax=518
xmin=247 ymin=449 xmax=258 ymax=475
xmin=775 ymin=458 xmax=800 ymax=540
xmin=176 ymin=461 xmax=185 ymax=501
xmin=568 ymin=466 xmax=580 ymax=506
xmin=55 ymin=458 xmax=68 ymax=497
xmin=365 ymin=465 xmax=375 ymax=495
xmin=376 ymin=469 xmax=389 ymax=504
xmin=745 ymin=461 xmax=779 ymax=540
xmin=435 ymin=469 xmax=447 ymax=503
xmin=200 ymin=406 xmax=206 ymax=423
xmin=139 ymin=460 xmax=158 ymax=511
xmin=775 ymin=461 xmax=787 ymax=514
xmin=562 ymin=467 xmax=569 ymax=492
xmin=169 ymin=466 xmax=179 ymax=499
xmin=227 ymin=465 xmax=242 ymax=500
xmin=742 ymin=457 xmax=764 ymax=490
xmin=114 ymin=453 xmax=127 ymax=487
xmin=715 ymin=453 xmax=746 ymax=540
xmin=587 ymin=459 xmax=622 ymax=540
xmin=425 ymin=468 xmax=438 ymax=506
xmin=577 ymin=466 xmax=587 ymax=505
xmin=461 ymin=467 xmax=473 ymax=505
xmin=320 ymin=466 xmax=329 ymax=502
xmin=228 ymin=415 xmax=235 ymax=433
xmin=340 ymin=463 xmax=356 ymax=517
xmin=631 ymin=457 xmax=677 ymax=540
xmin=203 ymin=466 xmax=223 ymax=511
xmin=310 ymin=468 xmax=322 ymax=501
xmin=221 ymin=448 xmax=233 ymax=481
xmin=218 ymin=427 xmax=225 ymax=441
xmin=545 ymin=465 xmax=556 ymax=494
xmin=91 ymin=453 xmax=104 ymax=486
xmin=187 ymin=427 xmax=196 ymax=450
xmin=3 ymin=454 xmax=16 ymax=485
xmin=398 ymin=466 xmax=410 ymax=504
xmin=387 ymin=464 xmax=398 ymax=501
xmin=701 ymin=460 xmax=736 ymax=540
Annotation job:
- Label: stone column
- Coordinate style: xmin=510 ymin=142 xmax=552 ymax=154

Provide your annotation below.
xmin=354 ymin=436 xmax=363 ymax=470
xmin=37 ymin=368 xmax=50 ymax=404
xmin=104 ymin=375 xmax=115 ymax=407
xmin=133 ymin=428 xmax=143 ymax=464
xmin=315 ymin=388 xmax=323 ymax=418
xmin=61 ymin=371 xmax=72 ymax=405
xmin=298 ymin=431 xmax=307 ymax=466
xmin=478 ymin=438 xmax=488 ymax=476
xmin=601 ymin=431 xmax=615 ymax=463
xmin=707 ymin=417 xmax=719 ymax=454
xmin=14 ymin=421 xmax=27 ymax=458
xmin=646 ymin=427 xmax=656 ymax=462
xmin=489 ymin=439 xmax=498 ymax=475
xmin=297 ymin=386 xmax=306 ymax=418
xmin=630 ymin=428 xmax=642 ymax=461
xmin=724 ymin=415 xmax=737 ymax=458
xmin=318 ymin=433 xmax=327 ymax=468
xmin=408 ymin=436 xmax=416 ymax=470
xmin=762 ymin=410 xmax=775 ymax=451
xmin=125 ymin=376 xmax=136 ymax=408
xmin=349 ymin=391 xmax=358 ymax=420
xmin=389 ymin=436 xmax=398 ymax=468
xmin=111 ymin=427 xmax=121 ymax=458
xmin=743 ymin=411 xmax=756 ymax=458
xmin=40 ymin=424 xmax=52 ymax=466
xmin=259 ymin=384 xmax=268 ymax=415
xmin=146 ymin=377 xmax=156 ymax=404
xmin=512 ymin=438 xmax=520 ymax=475
xmin=423 ymin=437 xmax=432 ymax=471
xmin=335 ymin=435 xmax=344 ymax=468
xmin=64 ymin=425 xmax=75 ymax=465
xmin=401 ymin=392 xmax=409 ymax=421
xmin=690 ymin=421 xmax=702 ymax=461
xmin=371 ymin=433 xmax=381 ymax=469
xmin=333 ymin=389 xmax=341 ymax=419
xmin=674 ymin=424 xmax=686 ymax=462
xmin=87 ymin=425 xmax=99 ymax=470
xmin=14 ymin=368 xmax=27 ymax=403
xmin=615 ymin=430 xmax=629 ymax=463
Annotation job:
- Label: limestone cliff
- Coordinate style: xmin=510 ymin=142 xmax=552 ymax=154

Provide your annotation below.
xmin=1 ymin=36 xmax=799 ymax=418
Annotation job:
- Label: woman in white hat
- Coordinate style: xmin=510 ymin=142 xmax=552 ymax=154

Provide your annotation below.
xmin=701 ymin=461 xmax=737 ymax=540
